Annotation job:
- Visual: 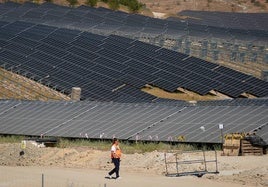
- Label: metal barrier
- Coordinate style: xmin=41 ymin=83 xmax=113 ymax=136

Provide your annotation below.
xmin=164 ymin=150 xmax=219 ymax=177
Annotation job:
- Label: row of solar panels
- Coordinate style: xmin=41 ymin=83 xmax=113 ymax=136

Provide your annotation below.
xmin=0 ymin=100 xmax=267 ymax=144
xmin=177 ymin=10 xmax=268 ymax=32
xmin=0 ymin=2 xmax=267 ymax=42
xmin=157 ymin=98 xmax=268 ymax=107
xmin=1 ymin=20 xmax=268 ymax=101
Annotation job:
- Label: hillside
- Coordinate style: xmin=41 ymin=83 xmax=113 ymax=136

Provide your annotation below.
xmin=0 ymin=68 xmax=70 ymax=101
xmin=0 ymin=0 xmax=267 ymax=101
xmin=2 ymin=0 xmax=267 ymax=16
xmin=139 ymin=0 xmax=268 ymax=17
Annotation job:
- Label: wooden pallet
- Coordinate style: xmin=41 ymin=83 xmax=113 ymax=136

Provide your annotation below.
xmin=222 ymin=138 xmax=240 ymax=156
xmin=241 ymin=140 xmax=263 ymax=156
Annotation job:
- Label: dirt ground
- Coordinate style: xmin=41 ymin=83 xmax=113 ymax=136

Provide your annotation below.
xmin=139 ymin=0 xmax=268 ymax=16
xmin=0 ymin=142 xmax=268 ymax=187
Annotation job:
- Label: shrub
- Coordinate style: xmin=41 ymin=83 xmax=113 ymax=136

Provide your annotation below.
xmin=66 ymin=0 xmax=78 ymax=7
xmin=86 ymin=0 xmax=98 ymax=7
xmin=119 ymin=0 xmax=143 ymax=13
xmin=254 ymin=1 xmax=261 ymax=6
xmin=108 ymin=0 xmax=120 ymax=10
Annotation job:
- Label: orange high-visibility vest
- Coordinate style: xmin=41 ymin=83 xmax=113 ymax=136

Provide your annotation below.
xmin=111 ymin=144 xmax=122 ymax=158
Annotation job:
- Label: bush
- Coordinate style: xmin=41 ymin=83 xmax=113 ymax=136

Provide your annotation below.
xmin=128 ymin=1 xmax=143 ymax=13
xmin=119 ymin=0 xmax=143 ymax=12
xmin=66 ymin=0 xmax=78 ymax=7
xmin=108 ymin=0 xmax=120 ymax=10
xmin=86 ymin=0 xmax=98 ymax=7
xmin=0 ymin=135 xmax=25 ymax=143
xmin=254 ymin=1 xmax=261 ymax=6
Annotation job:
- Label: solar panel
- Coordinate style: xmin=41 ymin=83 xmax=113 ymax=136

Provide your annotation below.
xmin=0 ymin=100 xmax=267 ymax=144
xmin=0 ymin=3 xmax=268 ymax=101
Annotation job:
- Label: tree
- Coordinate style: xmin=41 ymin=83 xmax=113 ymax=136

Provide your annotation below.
xmin=108 ymin=0 xmax=119 ymax=10
xmin=127 ymin=0 xmax=143 ymax=13
xmin=86 ymin=0 xmax=98 ymax=7
xmin=119 ymin=0 xmax=143 ymax=13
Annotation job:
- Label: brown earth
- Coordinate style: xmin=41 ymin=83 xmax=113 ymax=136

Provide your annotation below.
xmin=139 ymin=0 xmax=268 ymax=17
xmin=0 ymin=142 xmax=267 ymax=187
xmin=0 ymin=68 xmax=70 ymax=101
xmin=2 ymin=0 xmax=267 ymax=16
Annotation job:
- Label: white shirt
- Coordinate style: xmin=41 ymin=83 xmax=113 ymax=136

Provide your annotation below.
xmin=111 ymin=145 xmax=116 ymax=152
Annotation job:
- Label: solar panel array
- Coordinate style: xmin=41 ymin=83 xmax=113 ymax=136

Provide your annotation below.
xmin=0 ymin=100 xmax=267 ymax=144
xmin=173 ymin=11 xmax=268 ymax=43
xmin=0 ymin=2 xmax=267 ymax=145
xmin=178 ymin=10 xmax=268 ymax=32
xmin=197 ymin=98 xmax=268 ymax=106
xmin=0 ymin=2 xmax=267 ymax=42
xmin=1 ymin=20 xmax=268 ymax=100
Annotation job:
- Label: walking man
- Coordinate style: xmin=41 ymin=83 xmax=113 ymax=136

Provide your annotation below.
xmin=107 ymin=138 xmax=122 ymax=179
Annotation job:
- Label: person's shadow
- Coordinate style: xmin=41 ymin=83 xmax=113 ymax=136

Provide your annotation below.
xmin=104 ymin=176 xmax=117 ymax=179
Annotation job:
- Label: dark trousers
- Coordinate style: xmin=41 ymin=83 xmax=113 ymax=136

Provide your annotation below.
xmin=109 ymin=158 xmax=120 ymax=178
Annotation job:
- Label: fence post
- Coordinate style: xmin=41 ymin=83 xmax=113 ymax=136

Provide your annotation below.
xmin=42 ymin=173 xmax=44 ymax=187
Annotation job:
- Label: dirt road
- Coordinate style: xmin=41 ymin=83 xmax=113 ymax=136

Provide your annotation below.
xmin=0 ymin=166 xmax=259 ymax=187
xmin=0 ymin=143 xmax=268 ymax=187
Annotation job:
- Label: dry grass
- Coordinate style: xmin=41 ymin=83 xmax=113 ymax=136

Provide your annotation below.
xmin=0 ymin=68 xmax=70 ymax=101
xmin=139 ymin=0 xmax=268 ymax=15
xmin=142 ymin=86 xmax=226 ymax=101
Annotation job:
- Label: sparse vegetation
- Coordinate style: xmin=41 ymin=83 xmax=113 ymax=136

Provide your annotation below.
xmin=0 ymin=135 xmax=25 ymax=144
xmin=108 ymin=0 xmax=120 ymax=10
xmin=66 ymin=0 xmax=78 ymax=7
xmin=56 ymin=138 xmax=204 ymax=153
xmin=57 ymin=138 xmax=194 ymax=152
xmin=119 ymin=0 xmax=144 ymax=13
xmin=0 ymin=68 xmax=70 ymax=101
xmin=86 ymin=0 xmax=98 ymax=7
xmin=0 ymin=136 xmax=218 ymax=154
xmin=253 ymin=1 xmax=261 ymax=6
xmin=122 ymin=142 xmax=200 ymax=154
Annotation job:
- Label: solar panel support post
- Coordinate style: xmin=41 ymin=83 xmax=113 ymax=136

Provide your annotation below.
xmin=262 ymin=70 xmax=268 ymax=82
xmin=219 ymin=124 xmax=224 ymax=152
xmin=202 ymin=149 xmax=207 ymax=172
xmin=264 ymin=54 xmax=268 ymax=64
xmin=71 ymin=87 xmax=81 ymax=101
xmin=213 ymin=50 xmax=219 ymax=61
xmin=239 ymin=52 xmax=245 ymax=63
xmin=42 ymin=173 xmax=44 ymax=187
